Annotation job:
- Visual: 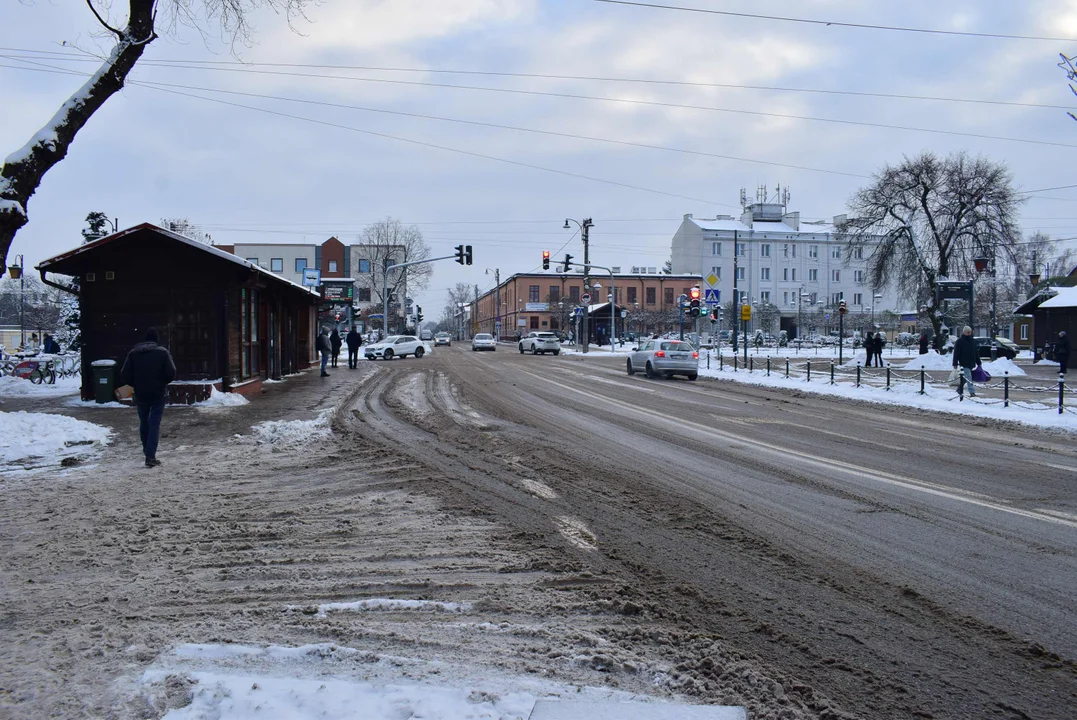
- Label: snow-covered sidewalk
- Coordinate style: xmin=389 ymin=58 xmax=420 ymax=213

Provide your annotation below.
xmin=0 ymin=410 xmax=112 ymax=472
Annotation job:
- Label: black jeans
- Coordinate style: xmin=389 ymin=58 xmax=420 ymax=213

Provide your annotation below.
xmin=136 ymin=400 xmax=165 ymax=461
xmin=348 ymin=347 xmax=359 ymax=368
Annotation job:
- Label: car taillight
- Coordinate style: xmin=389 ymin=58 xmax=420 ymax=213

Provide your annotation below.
xmin=654 ymin=351 xmax=665 ymax=358
xmin=692 ymin=351 xmax=699 ymax=359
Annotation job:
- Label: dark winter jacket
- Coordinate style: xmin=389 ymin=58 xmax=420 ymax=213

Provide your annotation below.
xmin=346 ymin=330 xmax=362 ymax=349
xmin=43 ymin=338 xmax=61 ymax=354
xmin=120 ymin=341 xmax=177 ymax=405
xmin=330 ymin=330 xmax=343 ymax=354
xmin=952 ymin=334 xmax=981 ymax=369
xmin=1056 ymin=334 xmax=1071 ymax=359
xmin=316 ymin=333 xmax=331 ymax=354
xmin=919 ymin=335 xmax=930 ymax=354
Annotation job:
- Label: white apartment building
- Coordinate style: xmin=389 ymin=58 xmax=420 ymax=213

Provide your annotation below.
xmin=670 ymin=199 xmax=898 ymax=334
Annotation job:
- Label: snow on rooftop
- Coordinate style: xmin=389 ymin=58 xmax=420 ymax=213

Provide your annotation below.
xmin=1039 ymin=286 xmax=1077 ymax=309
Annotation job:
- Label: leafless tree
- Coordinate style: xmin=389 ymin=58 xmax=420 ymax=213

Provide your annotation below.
xmin=354 ymin=218 xmax=432 ymax=321
xmin=0 ymin=0 xmax=310 ymax=277
xmin=161 ymin=217 xmax=212 ymax=244
xmin=1059 ymin=53 xmax=1077 ymax=122
xmin=840 ymin=151 xmax=1022 ymax=338
xmin=440 ymin=282 xmax=473 ymax=331
xmin=545 ymin=292 xmax=575 ymax=335
xmin=1016 ymin=231 xmax=1075 ymax=295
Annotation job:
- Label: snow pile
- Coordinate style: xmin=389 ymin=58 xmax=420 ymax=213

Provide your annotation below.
xmin=0 ymin=374 xmax=81 ymax=398
xmin=289 ymin=598 xmax=472 ymax=618
xmin=1034 ymin=359 xmax=1060 ymax=368
xmin=247 ymin=410 xmax=332 ymax=446
xmin=901 ymin=350 xmax=955 ymax=371
xmin=138 ymin=643 xmax=694 ymax=720
xmin=981 ymin=358 xmax=1026 ymax=376
xmin=0 ymin=410 xmax=111 ymax=470
xmin=196 ymin=388 xmax=250 ymax=408
xmin=838 ymin=350 xmax=891 ymax=368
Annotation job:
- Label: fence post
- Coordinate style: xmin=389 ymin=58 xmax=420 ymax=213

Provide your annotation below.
xmin=1004 ymin=372 xmax=1009 ymax=408
xmin=807 ymin=360 xmax=811 ymax=382
xmin=886 ymin=367 xmax=891 ymax=391
xmin=734 ymin=355 xmax=738 ymax=372
xmin=767 ymin=358 xmax=771 ymax=376
xmin=720 ymin=353 xmax=724 ymax=371
xmin=1060 ymin=374 xmax=1065 ymax=415
xmin=750 ymin=357 xmax=754 ymax=373
xmin=786 ymin=359 xmax=790 ymax=378
xmin=830 ymin=363 xmax=835 ymax=385
xmin=856 ymin=365 xmax=861 ymax=388
xmin=919 ymin=369 xmax=925 ymax=395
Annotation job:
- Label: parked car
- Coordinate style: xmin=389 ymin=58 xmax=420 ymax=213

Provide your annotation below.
xmin=627 ymin=338 xmax=698 ymax=380
xmin=364 ymin=335 xmax=429 ymax=360
xmin=974 ymin=336 xmax=1018 ymax=360
xmin=519 ymin=331 xmax=561 ymax=355
xmin=434 ymin=332 xmax=452 ymax=347
xmin=472 ymin=333 xmax=497 ymax=351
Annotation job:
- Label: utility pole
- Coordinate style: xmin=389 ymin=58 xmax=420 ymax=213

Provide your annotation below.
xmin=732 ymin=230 xmax=739 ymax=354
xmin=494 ymin=269 xmax=500 ymax=341
xmin=564 ymin=218 xmax=594 ymax=353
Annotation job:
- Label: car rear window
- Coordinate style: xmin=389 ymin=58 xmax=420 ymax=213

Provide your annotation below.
xmin=475 ymin=334 xmax=492 ymax=340
xmin=660 ymin=342 xmax=694 ymax=351
xmin=537 ymin=333 xmax=557 ymax=339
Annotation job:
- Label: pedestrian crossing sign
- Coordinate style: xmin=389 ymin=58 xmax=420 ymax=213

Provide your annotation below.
xmin=704 ymin=288 xmax=720 ymax=304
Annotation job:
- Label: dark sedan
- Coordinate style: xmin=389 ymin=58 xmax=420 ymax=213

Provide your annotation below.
xmin=974 ymin=336 xmax=1018 ymax=360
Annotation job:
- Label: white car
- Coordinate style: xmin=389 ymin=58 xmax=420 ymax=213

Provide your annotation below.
xmin=518 ymin=331 xmax=561 ymax=355
xmin=364 ymin=335 xmax=430 ymax=360
xmin=472 ymin=333 xmax=497 ymax=351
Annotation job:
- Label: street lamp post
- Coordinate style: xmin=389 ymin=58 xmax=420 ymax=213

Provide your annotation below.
xmin=7 ymin=254 xmax=25 ymax=349
xmin=564 ymin=217 xmax=594 ymax=352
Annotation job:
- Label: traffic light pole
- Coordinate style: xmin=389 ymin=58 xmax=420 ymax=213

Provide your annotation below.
xmin=732 ymin=230 xmax=739 ymax=355
xmin=557 ymin=257 xmax=614 ymax=349
xmin=839 ymin=308 xmax=845 ymax=366
xmin=383 ymin=253 xmax=462 ymax=336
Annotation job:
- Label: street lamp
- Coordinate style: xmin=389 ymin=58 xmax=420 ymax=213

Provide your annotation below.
xmin=797 ymin=290 xmax=810 ymax=343
xmin=871 ymin=293 xmax=883 ymax=329
xmin=564 ymin=217 xmax=594 ymax=353
xmin=593 ymin=281 xmax=602 ymax=346
xmin=7 ymin=254 xmax=25 ymax=349
xmin=975 ymin=252 xmax=1000 ymax=357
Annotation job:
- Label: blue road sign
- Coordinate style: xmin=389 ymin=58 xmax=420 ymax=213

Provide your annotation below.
xmin=704 ymin=288 xmax=720 ymax=303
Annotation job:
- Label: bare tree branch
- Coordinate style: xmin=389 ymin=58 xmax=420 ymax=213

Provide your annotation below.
xmin=85 ymin=0 xmax=124 ymax=38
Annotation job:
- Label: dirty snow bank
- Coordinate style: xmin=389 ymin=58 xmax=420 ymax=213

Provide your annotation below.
xmin=0 ymin=410 xmax=111 ymax=470
xmin=244 ymin=410 xmax=332 ymax=446
xmin=197 ymin=388 xmax=250 ymax=407
xmin=287 ymin=598 xmax=472 ymax=617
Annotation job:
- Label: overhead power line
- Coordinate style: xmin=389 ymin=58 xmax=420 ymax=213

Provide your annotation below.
xmin=2 ymin=46 xmax=1069 ymax=111
xmin=591 ymin=0 xmax=1077 ymax=42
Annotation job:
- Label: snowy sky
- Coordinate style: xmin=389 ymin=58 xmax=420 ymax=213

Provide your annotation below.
xmin=3 ymin=0 xmax=1077 ymax=315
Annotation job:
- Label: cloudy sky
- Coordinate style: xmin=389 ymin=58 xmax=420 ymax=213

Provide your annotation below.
xmin=3 ymin=0 xmax=1076 ymax=315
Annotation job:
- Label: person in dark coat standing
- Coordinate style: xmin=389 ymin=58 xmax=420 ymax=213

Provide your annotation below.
xmin=863 ymin=332 xmax=875 ymax=367
xmin=329 ymin=329 xmax=343 ymax=368
xmin=316 ymin=328 xmax=331 ymax=377
xmin=1055 ymin=330 xmax=1070 ymax=375
xmin=345 ymin=327 xmax=362 ymax=369
xmin=919 ymin=330 xmax=930 ymax=355
xmin=874 ymin=332 xmax=886 ymax=367
xmin=120 ymin=328 xmax=176 ymax=468
xmin=952 ymin=325 xmax=982 ymax=399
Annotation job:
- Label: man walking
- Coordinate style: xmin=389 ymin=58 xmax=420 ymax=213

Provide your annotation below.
xmin=346 ymin=326 xmax=362 ymax=369
xmin=120 ymin=328 xmax=176 ymax=468
xmin=863 ymin=332 xmax=875 ymax=367
xmin=1055 ymin=331 xmax=1070 ymax=376
xmin=952 ymin=326 xmax=982 ymax=399
xmin=330 ymin=328 xmax=343 ymax=368
xmin=874 ymin=332 xmax=886 ymax=367
xmin=316 ymin=328 xmax=331 ymax=377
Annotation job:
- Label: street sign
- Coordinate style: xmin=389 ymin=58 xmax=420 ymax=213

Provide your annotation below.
xmin=574 ymin=306 xmax=585 ymax=317
xmin=302 ymin=268 xmax=321 ymax=287
xmin=740 ymin=304 xmax=752 ymax=321
xmin=705 ymin=273 xmax=719 ymax=287
xmin=704 ymin=288 xmax=720 ymax=304
xmin=581 ymin=293 xmax=591 ymax=305
xmin=620 ymin=310 xmax=627 ymax=318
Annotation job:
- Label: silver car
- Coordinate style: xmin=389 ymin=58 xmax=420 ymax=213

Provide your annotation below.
xmin=472 ymin=333 xmax=497 ymax=351
xmin=627 ymin=339 xmax=699 ymax=380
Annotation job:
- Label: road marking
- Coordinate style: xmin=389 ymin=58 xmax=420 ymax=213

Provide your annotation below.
xmin=1041 ymin=462 xmax=1077 ymax=474
xmin=718 ymin=415 xmax=908 ymax=450
xmin=520 ymin=369 xmax=1077 ymax=530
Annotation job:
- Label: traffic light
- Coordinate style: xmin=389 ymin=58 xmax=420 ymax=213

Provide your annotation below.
xmin=562 ymin=253 xmax=574 ymax=272
xmin=838 ymin=300 xmax=848 ymax=315
xmin=542 ymin=250 xmax=550 ymax=270
xmin=710 ymin=306 xmax=720 ymax=320
xmin=465 ymin=245 xmax=473 ymax=265
xmin=416 ymin=306 xmax=423 ymax=322
xmin=689 ymin=286 xmax=701 ymax=317
xmin=455 ymin=245 xmax=465 ymax=265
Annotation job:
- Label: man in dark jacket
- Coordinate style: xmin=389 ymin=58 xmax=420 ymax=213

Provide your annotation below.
xmin=951 ymin=325 xmax=982 ymax=399
xmin=42 ymin=333 xmax=61 ymax=354
xmin=874 ymin=332 xmax=886 ymax=367
xmin=1055 ymin=331 xmax=1070 ymax=375
xmin=329 ymin=329 xmax=343 ymax=368
xmin=120 ymin=328 xmax=176 ymax=468
xmin=345 ymin=327 xmax=362 ymax=369
xmin=919 ymin=331 xmax=930 ymax=355
xmin=863 ymin=332 xmax=875 ymax=367
xmin=316 ymin=328 xmax=331 ymax=377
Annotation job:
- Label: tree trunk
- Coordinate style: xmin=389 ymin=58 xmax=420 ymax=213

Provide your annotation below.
xmin=0 ymin=0 xmax=156 ymax=276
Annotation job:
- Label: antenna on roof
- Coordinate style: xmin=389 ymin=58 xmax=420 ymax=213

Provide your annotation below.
xmin=739 ymin=187 xmax=747 ymax=208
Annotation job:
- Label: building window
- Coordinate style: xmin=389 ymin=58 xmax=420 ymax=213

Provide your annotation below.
xmin=570 ymin=286 xmax=580 ymax=301
xmin=854 ymin=270 xmax=864 ymax=283
xmin=358 ymin=259 xmax=371 ymax=273
xmin=627 ymin=286 xmax=637 ymax=304
xmin=853 ymin=292 xmax=863 ymax=305
xmin=832 ymin=292 xmax=843 ymax=305
xmin=736 ymin=267 xmax=746 ymax=281
xmin=646 ymin=287 xmax=656 ymax=305
xmin=760 ymin=291 xmax=770 ymax=302
xmin=270 ymin=258 xmax=283 ymax=273
xmin=792 ymin=244 xmax=797 ymax=258
xmin=530 ymin=316 xmax=539 ymax=329
xmin=782 ymin=268 xmax=789 ymax=281
xmin=529 ymin=285 xmax=540 ymax=302
xmin=783 ymin=244 xmax=789 ymax=258
xmin=664 ymin=288 xmax=674 ymax=306
xmin=736 ymin=243 xmax=746 ymax=256
xmin=246 ymin=257 xmax=258 ymax=265
xmin=832 ymin=270 xmax=841 ymax=282
xmin=357 ymin=287 xmax=371 ymax=302
xmin=1020 ymin=324 xmax=1029 ymax=340
xmin=809 ymin=269 xmax=818 ymax=282
xmin=712 ymin=241 xmax=722 ymax=255
xmin=832 ymin=247 xmax=841 ymax=259
xmin=761 ymin=267 xmax=770 ymax=280
xmin=791 ymin=268 xmax=797 ymax=282
xmin=854 ymin=247 xmax=864 ymax=260
xmin=240 ymin=288 xmax=260 ymax=380
xmin=295 ymin=258 xmax=308 ymax=273
xmin=328 ymin=260 xmax=338 ymax=272
xmin=809 ymin=245 xmax=818 ymax=258
xmin=549 ymin=286 xmax=560 ymax=302
xmin=711 ymin=266 xmax=722 ymax=279
xmin=760 ymin=244 xmax=771 ymax=258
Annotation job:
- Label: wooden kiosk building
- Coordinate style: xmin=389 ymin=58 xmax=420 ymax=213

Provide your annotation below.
xmin=38 ymin=224 xmax=319 ymax=402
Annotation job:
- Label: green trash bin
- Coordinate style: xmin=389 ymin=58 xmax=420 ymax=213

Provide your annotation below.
xmin=91 ymin=359 xmax=117 ymax=404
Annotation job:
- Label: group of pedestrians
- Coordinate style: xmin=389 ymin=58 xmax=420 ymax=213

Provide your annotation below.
xmin=862 ymin=331 xmax=886 ymax=367
xmin=316 ymin=326 xmax=367 ymax=376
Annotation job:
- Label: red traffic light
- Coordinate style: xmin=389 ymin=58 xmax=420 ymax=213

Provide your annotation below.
xmin=542 ymin=250 xmax=550 ymax=259
xmin=542 ymin=250 xmax=550 ymax=270
xmin=690 ymin=286 xmax=701 ymax=300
